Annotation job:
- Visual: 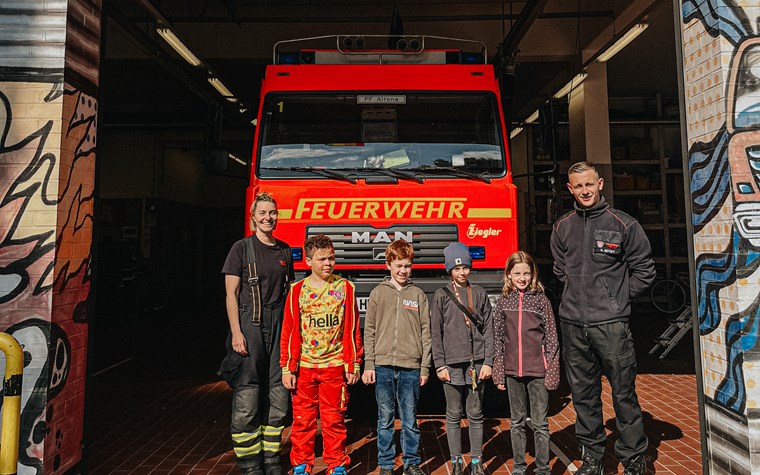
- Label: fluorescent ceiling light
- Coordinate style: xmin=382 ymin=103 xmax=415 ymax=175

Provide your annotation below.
xmin=228 ymin=152 xmax=247 ymax=166
xmin=208 ymin=77 xmax=238 ymax=102
xmin=157 ymin=27 xmax=203 ymax=67
xmin=509 ymin=126 xmax=523 ymax=139
xmin=525 ymin=109 xmax=540 ymax=124
xmin=553 ymin=73 xmax=588 ymax=99
xmin=596 ymin=23 xmax=649 ymax=62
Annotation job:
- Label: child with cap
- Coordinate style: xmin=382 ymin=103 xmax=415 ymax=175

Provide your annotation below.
xmin=430 ymin=242 xmax=494 ymax=475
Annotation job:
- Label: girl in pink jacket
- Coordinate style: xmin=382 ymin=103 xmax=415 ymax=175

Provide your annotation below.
xmin=493 ymin=251 xmax=560 ymax=475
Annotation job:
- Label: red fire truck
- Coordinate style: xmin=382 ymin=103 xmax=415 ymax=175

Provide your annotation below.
xmin=248 ymin=35 xmax=518 ymax=315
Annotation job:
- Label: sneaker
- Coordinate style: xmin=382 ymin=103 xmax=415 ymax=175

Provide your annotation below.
xmin=292 ymin=464 xmax=311 ymax=475
xmin=623 ymin=454 xmax=647 ymax=475
xmin=402 ymin=464 xmax=425 ymax=475
xmin=470 ymin=460 xmax=485 ymax=475
xmin=576 ymin=452 xmax=603 ymax=475
xmin=379 ymin=469 xmax=394 ymax=475
xmin=451 ymin=458 xmax=463 ymax=475
xmin=329 ymin=467 xmax=346 ymax=475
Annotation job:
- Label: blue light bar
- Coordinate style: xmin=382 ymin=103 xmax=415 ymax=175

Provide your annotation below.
xmin=462 ymin=52 xmax=484 ymax=64
xmin=469 ymin=246 xmax=486 ymax=260
xmin=278 ymin=52 xmax=300 ymax=64
xmin=291 ymin=247 xmax=304 ymax=261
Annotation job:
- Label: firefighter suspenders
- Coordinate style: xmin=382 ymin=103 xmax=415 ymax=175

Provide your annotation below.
xmin=243 ymin=237 xmax=263 ymax=325
xmin=242 ymin=237 xmax=293 ymax=326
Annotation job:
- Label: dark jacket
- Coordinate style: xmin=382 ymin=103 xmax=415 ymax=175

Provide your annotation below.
xmin=492 ymin=289 xmax=560 ymax=390
xmin=431 ymin=283 xmax=493 ymax=370
xmin=550 ymin=197 xmax=655 ymax=325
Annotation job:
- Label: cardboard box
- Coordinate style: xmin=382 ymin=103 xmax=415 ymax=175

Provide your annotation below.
xmin=614 ymin=175 xmax=634 ymax=190
xmin=635 ymin=175 xmax=650 ymax=190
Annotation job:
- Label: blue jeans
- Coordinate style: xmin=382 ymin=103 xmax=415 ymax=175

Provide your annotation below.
xmin=375 ymin=366 xmax=421 ymax=469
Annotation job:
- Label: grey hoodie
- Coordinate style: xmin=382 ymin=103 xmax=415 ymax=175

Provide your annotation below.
xmin=363 ymin=279 xmax=432 ymax=376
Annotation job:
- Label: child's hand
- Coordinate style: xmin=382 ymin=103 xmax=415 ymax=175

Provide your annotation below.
xmin=346 ymin=371 xmax=359 ymax=385
xmin=362 ymin=370 xmax=376 ymax=385
xmin=497 ymin=383 xmax=506 ymax=391
xmin=282 ymin=373 xmax=297 ymax=390
xmin=479 ymin=365 xmax=492 ymax=381
xmin=420 ymin=375 xmax=428 ymax=386
xmin=437 ymin=367 xmax=450 ymax=383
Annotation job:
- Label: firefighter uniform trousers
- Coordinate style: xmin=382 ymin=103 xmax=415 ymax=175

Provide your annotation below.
xmin=230 ymin=303 xmax=289 ymax=469
xmin=290 ymin=366 xmax=350 ymax=472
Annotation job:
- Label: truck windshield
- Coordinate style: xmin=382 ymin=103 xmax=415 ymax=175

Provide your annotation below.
xmin=257 ymin=93 xmax=505 ymax=178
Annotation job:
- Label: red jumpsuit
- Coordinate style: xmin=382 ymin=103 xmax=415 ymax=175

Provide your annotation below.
xmin=280 ymin=275 xmax=363 ymax=474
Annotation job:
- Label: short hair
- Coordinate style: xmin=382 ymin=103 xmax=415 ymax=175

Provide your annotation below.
xmin=305 ymin=234 xmax=334 ymax=258
xmin=249 ymin=192 xmax=277 ymax=232
xmin=502 ymin=250 xmax=544 ymax=295
xmin=386 ymin=240 xmax=414 ymax=264
xmin=567 ymin=161 xmax=599 ymax=179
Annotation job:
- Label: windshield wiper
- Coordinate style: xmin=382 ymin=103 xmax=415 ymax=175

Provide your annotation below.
xmin=412 ymin=166 xmax=492 ymax=184
xmin=260 ymin=166 xmax=357 ymax=184
xmin=338 ymin=167 xmax=425 ymax=184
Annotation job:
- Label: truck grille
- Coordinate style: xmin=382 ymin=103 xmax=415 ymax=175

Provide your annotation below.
xmin=305 ymin=224 xmax=458 ymax=264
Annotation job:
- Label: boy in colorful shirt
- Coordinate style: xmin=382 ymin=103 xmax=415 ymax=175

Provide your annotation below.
xmin=280 ymin=234 xmax=363 ymax=475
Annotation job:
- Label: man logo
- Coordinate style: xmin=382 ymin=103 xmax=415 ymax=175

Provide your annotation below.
xmin=352 ymin=231 xmax=413 ymax=244
xmin=373 ymin=248 xmax=386 ymax=261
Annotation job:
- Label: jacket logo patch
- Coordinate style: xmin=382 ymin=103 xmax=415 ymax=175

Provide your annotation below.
xmin=403 ymin=299 xmax=419 ymax=310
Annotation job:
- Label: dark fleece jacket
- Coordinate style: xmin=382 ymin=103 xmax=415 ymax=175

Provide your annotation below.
xmin=550 ymin=196 xmax=655 ymax=325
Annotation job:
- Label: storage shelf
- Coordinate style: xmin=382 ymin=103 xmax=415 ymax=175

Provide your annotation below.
xmin=612 ymin=160 xmax=661 ymax=165
xmin=526 ymin=96 xmax=686 ymax=281
xmin=614 ymin=190 xmax=662 ymax=196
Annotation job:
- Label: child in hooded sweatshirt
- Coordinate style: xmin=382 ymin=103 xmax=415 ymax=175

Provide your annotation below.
xmin=431 ymin=242 xmax=494 ymax=475
xmin=493 ymin=251 xmax=560 ymax=475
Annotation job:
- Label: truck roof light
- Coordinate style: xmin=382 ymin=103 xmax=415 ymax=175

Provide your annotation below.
xmin=278 ymin=52 xmax=300 ymax=64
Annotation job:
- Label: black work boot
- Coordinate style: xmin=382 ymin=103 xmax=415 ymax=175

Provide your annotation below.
xmin=240 ymin=465 xmax=265 ymax=475
xmin=264 ymin=456 xmax=283 ymax=475
xmin=623 ymin=454 xmax=647 ymax=475
xmin=576 ymin=449 xmax=603 ymax=475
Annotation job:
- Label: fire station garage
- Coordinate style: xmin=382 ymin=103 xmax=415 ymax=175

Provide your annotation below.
xmin=1 ymin=0 xmax=756 ymax=474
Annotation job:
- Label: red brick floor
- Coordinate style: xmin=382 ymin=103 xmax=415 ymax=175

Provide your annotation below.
xmin=85 ymin=371 xmax=701 ymax=474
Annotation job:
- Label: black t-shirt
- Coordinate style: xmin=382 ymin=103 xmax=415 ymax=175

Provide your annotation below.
xmin=222 ymin=236 xmax=295 ymax=305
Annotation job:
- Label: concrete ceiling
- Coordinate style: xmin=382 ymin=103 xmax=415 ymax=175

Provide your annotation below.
xmin=102 ymin=0 xmax=678 ymax=137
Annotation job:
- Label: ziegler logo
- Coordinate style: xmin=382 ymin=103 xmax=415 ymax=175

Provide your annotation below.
xmin=467 ymin=224 xmax=502 ymax=239
xmin=352 ymin=231 xmax=413 ymax=244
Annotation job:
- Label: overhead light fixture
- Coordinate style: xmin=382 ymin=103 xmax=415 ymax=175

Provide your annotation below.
xmin=525 ymin=109 xmax=540 ymax=124
xmin=208 ymin=77 xmax=238 ymax=102
xmin=553 ymin=73 xmax=588 ymax=99
xmin=228 ymin=152 xmax=247 ymax=166
xmin=509 ymin=127 xmax=524 ymax=139
xmin=157 ymin=27 xmax=203 ymax=67
xmin=596 ymin=23 xmax=649 ymax=62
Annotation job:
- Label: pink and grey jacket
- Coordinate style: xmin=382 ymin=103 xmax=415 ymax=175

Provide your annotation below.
xmin=492 ymin=289 xmax=560 ymax=390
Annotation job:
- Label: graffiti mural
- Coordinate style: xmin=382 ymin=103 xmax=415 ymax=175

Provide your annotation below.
xmin=0 ymin=0 xmax=101 ymax=473
xmin=681 ymin=0 xmax=760 ymax=473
